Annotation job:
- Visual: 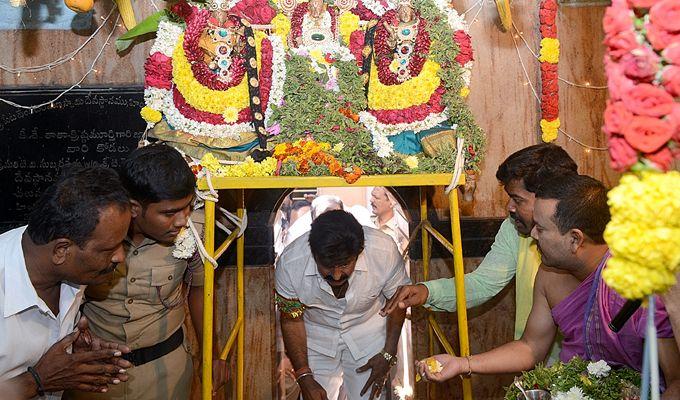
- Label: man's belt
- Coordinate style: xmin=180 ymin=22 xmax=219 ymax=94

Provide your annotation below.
xmin=122 ymin=328 xmax=184 ymax=366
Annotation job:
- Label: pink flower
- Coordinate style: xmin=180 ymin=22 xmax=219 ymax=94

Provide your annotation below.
xmin=608 ymin=136 xmax=639 ymax=171
xmin=603 ymin=100 xmax=634 ymax=136
xmin=604 ymin=30 xmax=639 ymax=60
xmin=662 ymin=42 xmax=680 ymax=65
xmin=645 ymin=21 xmax=680 ymax=51
xmin=645 ymin=146 xmax=673 ymax=171
xmin=603 ymin=6 xmax=633 ymax=39
xmin=454 ymin=30 xmax=474 ymax=65
xmin=605 ymin=59 xmax=636 ymax=100
xmin=620 ymin=47 xmax=660 ymax=82
xmin=621 ymin=83 xmax=675 ymax=117
xmin=623 ymin=115 xmax=674 ymax=152
xmin=661 ymin=66 xmax=680 ymax=97
xmin=144 ymin=52 xmax=173 ymax=89
xmin=649 ymin=0 xmax=680 ymax=33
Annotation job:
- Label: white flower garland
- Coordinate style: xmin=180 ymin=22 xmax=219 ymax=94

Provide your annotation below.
xmin=552 ymin=387 xmax=593 ymax=400
xmin=144 ymin=87 xmax=167 ymax=110
xmin=173 ymin=227 xmax=197 ymax=259
xmin=359 ymin=108 xmax=449 ymax=157
xmin=361 ymin=0 xmax=392 ymax=17
xmin=265 ymin=34 xmax=287 ymax=126
xmin=151 ymin=20 xmax=184 ymax=57
xmin=586 ymin=360 xmax=611 ymax=378
xmin=162 ymin=93 xmax=251 ymax=139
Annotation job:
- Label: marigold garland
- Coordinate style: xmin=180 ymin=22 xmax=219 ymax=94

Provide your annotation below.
xmin=601 ymin=171 xmax=680 ymax=300
xmin=273 ymin=139 xmax=364 ymax=183
xmin=539 ymin=0 xmax=559 ymax=143
xmin=367 ymin=60 xmax=441 ymax=110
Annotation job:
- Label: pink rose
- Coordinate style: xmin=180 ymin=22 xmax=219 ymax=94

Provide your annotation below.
xmin=621 ymin=83 xmax=675 ymax=117
xmin=623 ymin=115 xmax=674 ymax=152
xmin=620 ymin=47 xmax=660 ymax=82
xmin=649 ymin=0 xmax=680 ymax=33
xmin=661 ymin=66 xmax=680 ymax=97
xmin=605 ymin=60 xmax=637 ymax=100
xmin=645 ymin=21 xmax=680 ymax=51
xmin=664 ymin=103 xmax=680 ymax=141
xmin=645 ymin=146 xmax=673 ymax=170
xmin=604 ymin=30 xmax=639 ymax=60
xmin=662 ymin=42 xmax=680 ymax=65
xmin=608 ymin=136 xmax=639 ymax=171
xmin=603 ymin=6 xmax=633 ymax=38
xmin=603 ymin=100 xmax=634 ymax=136
xmin=144 ymin=52 xmax=173 ymax=89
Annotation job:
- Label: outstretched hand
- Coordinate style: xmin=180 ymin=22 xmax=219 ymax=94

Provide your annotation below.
xmin=415 ymin=354 xmax=465 ymax=383
xmin=357 ymin=354 xmax=391 ymax=400
xmin=380 ymin=284 xmax=429 ymax=317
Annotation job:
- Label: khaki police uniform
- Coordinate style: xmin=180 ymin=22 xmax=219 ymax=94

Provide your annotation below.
xmin=63 ymin=213 xmax=204 ymax=400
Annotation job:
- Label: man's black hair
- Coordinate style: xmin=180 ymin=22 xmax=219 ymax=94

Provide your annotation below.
xmin=119 ymin=144 xmax=196 ymax=205
xmin=496 ymin=143 xmax=578 ymax=192
xmin=26 ymin=166 xmax=130 ymax=247
xmin=535 ymin=174 xmax=610 ymax=244
xmin=309 ymin=210 xmax=364 ymax=267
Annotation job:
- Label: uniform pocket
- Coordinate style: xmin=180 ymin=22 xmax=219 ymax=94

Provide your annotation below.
xmin=151 ymin=262 xmax=185 ymax=308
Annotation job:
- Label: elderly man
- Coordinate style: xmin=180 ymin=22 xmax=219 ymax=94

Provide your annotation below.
xmin=382 ymin=144 xmax=577 ymax=358
xmin=370 ymin=187 xmax=408 ymax=254
xmin=0 ymin=167 xmax=133 ymax=399
xmin=417 ymin=175 xmax=680 ymax=397
xmin=276 ymin=210 xmax=410 ymax=400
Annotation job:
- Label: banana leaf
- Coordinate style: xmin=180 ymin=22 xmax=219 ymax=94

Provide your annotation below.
xmin=115 ymin=10 xmax=167 ymax=52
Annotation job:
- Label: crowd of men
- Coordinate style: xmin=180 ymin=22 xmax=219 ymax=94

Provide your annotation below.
xmin=1 ymin=143 xmax=679 ymax=400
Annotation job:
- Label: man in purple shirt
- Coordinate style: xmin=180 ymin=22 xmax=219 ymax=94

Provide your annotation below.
xmin=416 ymin=174 xmax=680 ymax=397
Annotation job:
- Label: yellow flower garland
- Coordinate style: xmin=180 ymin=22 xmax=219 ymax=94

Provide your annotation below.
xmin=172 ymin=35 xmax=250 ymax=114
xmin=367 ymin=60 xmax=441 ymax=110
xmin=602 ymin=171 xmax=680 ymax=300
xmin=200 ymin=153 xmax=278 ymax=177
xmin=271 ymin=14 xmax=291 ymax=50
xmin=338 ymin=12 xmax=360 ymax=46
xmin=538 ymin=37 xmax=560 ymax=64
xmin=540 ymin=117 xmax=559 ymax=142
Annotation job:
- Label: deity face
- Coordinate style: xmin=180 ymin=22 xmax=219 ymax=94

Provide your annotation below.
xmin=397 ymin=4 xmax=414 ymax=24
xmin=308 ymin=0 xmax=326 ymax=19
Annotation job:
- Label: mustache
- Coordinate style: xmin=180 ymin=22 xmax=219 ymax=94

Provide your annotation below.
xmin=98 ymin=263 xmax=119 ymax=276
xmin=324 ymin=274 xmax=348 ymax=283
xmin=509 ymin=212 xmax=523 ymax=225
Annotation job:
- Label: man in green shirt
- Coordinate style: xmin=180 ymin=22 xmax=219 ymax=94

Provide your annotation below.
xmin=381 ymin=143 xmax=577 ymax=343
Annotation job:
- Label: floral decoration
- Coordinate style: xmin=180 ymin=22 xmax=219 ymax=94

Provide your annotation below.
xmin=601 ymin=170 xmax=680 ymax=300
xmin=602 ymin=0 xmax=680 ymax=172
xmin=173 ymin=227 xmax=197 ymax=259
xmin=505 ymin=357 xmax=640 ymax=400
xmin=273 ymin=139 xmax=364 ymax=183
xmin=539 ymin=0 xmax=559 ymax=142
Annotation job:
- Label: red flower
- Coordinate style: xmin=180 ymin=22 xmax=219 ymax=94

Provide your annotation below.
xmin=454 ymin=30 xmax=474 ymax=65
xmin=662 ymin=42 xmax=680 ymax=65
xmin=171 ymin=0 xmax=193 ymax=20
xmin=603 ymin=6 xmax=633 ymax=39
xmin=621 ymin=83 xmax=675 ymax=117
xmin=619 ymin=47 xmax=660 ymax=82
xmin=645 ymin=146 xmax=673 ymax=171
xmin=604 ymin=30 xmax=639 ymax=60
xmin=608 ymin=136 xmax=639 ymax=171
xmin=603 ymin=100 xmax=634 ymax=136
xmin=649 ymin=0 xmax=680 ymax=33
xmin=144 ymin=52 xmax=173 ymax=89
xmin=645 ymin=21 xmax=680 ymax=51
xmin=661 ymin=66 xmax=680 ymax=97
xmin=349 ymin=30 xmax=365 ymax=67
xmin=623 ymin=115 xmax=674 ymax=152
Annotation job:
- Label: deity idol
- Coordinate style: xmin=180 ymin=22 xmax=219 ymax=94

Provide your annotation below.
xmin=141 ymin=0 xmax=283 ymax=160
xmin=288 ymin=0 xmax=340 ymax=49
xmin=360 ymin=0 xmax=451 ymax=157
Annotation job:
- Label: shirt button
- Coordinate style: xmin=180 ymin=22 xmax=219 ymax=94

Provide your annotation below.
xmin=132 ymin=250 xmax=139 ymax=256
xmin=130 ymin=278 xmax=136 ymax=283
xmin=127 ymin=299 xmax=134 ymax=304
xmin=168 ymin=275 xmax=173 ymax=281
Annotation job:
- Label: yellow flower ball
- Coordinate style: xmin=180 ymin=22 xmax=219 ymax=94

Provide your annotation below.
xmin=540 ymin=118 xmax=559 ymax=142
xmin=222 ymin=106 xmax=240 ymax=123
xmin=459 ymin=86 xmax=470 ymax=98
xmin=404 ymin=155 xmax=419 ymax=169
xmin=200 ymin=153 xmax=222 ymax=173
xmin=140 ymin=106 xmax=162 ymax=124
xmin=538 ymin=38 xmax=560 ymax=64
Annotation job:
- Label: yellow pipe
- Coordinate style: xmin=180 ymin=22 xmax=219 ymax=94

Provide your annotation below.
xmin=448 ymin=189 xmax=472 ymax=400
xmin=219 ymin=317 xmax=244 ymax=360
xmin=201 ymin=200 xmax=216 ymax=400
xmin=237 ymin=189 xmax=246 ymax=400
xmin=422 ymin=222 xmax=456 ymax=255
xmin=419 ymin=188 xmax=434 ymax=400
xmin=428 ymin=315 xmax=456 ymax=356
xmin=215 ymin=229 xmax=240 ymax=260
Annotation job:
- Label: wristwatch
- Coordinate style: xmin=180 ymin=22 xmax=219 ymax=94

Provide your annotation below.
xmin=380 ymin=350 xmax=398 ymax=367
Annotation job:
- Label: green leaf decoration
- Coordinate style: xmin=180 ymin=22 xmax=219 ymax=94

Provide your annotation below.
xmin=115 ymin=10 xmax=167 ymax=52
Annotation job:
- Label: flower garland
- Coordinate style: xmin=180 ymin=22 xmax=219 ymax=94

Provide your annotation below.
xmin=200 ymin=153 xmax=279 ymax=177
xmin=539 ymin=0 xmax=559 ymax=142
xmin=602 ymin=0 xmax=680 ymax=172
xmin=173 ymin=227 xmax=198 ymax=259
xmin=601 ymin=171 xmax=680 ymax=300
xmin=356 ymin=0 xmax=391 ymax=19
xmin=273 ymin=139 xmax=363 ymax=183
xmin=290 ymin=2 xmax=339 ymax=47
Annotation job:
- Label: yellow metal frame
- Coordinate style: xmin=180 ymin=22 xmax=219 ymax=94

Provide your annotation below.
xmin=197 ymin=174 xmax=472 ymax=400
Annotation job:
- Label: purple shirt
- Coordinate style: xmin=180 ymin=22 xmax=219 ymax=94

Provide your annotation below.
xmin=551 ymin=261 xmax=673 ymax=372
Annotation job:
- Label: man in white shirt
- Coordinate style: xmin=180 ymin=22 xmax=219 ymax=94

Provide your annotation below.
xmin=0 ymin=167 xmax=133 ymax=399
xmin=370 ymin=187 xmax=409 ymax=254
xmin=276 ymin=210 xmax=410 ymax=400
